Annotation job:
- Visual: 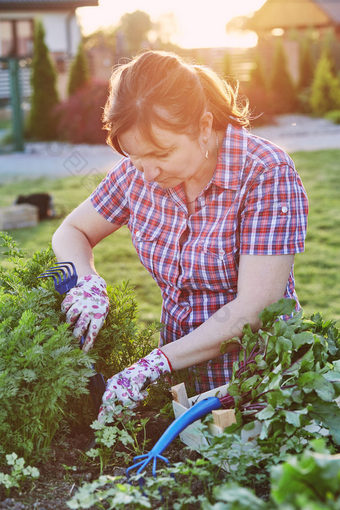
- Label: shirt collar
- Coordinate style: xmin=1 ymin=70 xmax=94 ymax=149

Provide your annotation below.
xmin=212 ymin=124 xmax=248 ymax=191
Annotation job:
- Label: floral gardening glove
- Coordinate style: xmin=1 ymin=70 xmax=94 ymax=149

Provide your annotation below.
xmin=61 ymin=274 xmax=109 ymax=352
xmin=98 ymin=348 xmax=172 ymax=420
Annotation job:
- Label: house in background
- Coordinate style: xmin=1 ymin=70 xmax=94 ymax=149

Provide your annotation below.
xmin=0 ymin=0 xmax=98 ymax=100
xmin=228 ymin=0 xmax=340 ymax=81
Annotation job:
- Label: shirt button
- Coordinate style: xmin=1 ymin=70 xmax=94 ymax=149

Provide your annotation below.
xmin=281 ymin=206 xmax=288 ymax=214
xmin=136 ymin=230 xmax=141 ymax=238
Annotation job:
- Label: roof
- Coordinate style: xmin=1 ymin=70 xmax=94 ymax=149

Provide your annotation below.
xmin=241 ymin=0 xmax=340 ymax=32
xmin=0 ymin=0 xmax=98 ymax=10
xmin=314 ymin=0 xmax=340 ymax=23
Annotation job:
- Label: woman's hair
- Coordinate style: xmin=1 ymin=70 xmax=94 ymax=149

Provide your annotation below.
xmin=103 ymin=50 xmax=250 ymax=155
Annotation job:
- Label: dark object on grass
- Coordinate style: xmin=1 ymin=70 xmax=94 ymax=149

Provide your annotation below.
xmin=15 ymin=193 xmax=55 ymax=221
xmin=37 ymin=261 xmax=106 ymax=412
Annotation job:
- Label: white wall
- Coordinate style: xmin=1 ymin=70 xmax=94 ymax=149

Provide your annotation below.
xmin=0 ymin=10 xmax=81 ymax=56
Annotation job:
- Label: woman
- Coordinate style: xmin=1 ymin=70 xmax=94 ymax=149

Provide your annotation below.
xmin=52 ymin=50 xmax=308 ymax=418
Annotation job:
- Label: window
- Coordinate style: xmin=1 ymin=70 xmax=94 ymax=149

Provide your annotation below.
xmin=0 ymin=19 xmax=34 ymax=57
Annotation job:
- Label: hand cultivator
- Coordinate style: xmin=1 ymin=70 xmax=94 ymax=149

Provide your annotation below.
xmin=126 ymin=396 xmax=223 ymax=478
xmin=127 ymin=346 xmax=264 ymax=479
xmin=38 ymin=261 xmax=106 ymax=412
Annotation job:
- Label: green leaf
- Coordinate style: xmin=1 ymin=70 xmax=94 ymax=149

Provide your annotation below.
xmin=298 ymin=371 xmax=315 ymax=393
xmin=213 ymin=482 xmax=266 ymax=509
xmin=256 ymin=404 xmax=275 ymax=420
xmin=298 ymin=372 xmax=335 ymax=401
xmin=291 ymin=331 xmax=315 ymax=349
xmin=314 ymin=375 xmax=335 ymax=402
xmin=275 ymin=336 xmax=292 ymax=356
xmin=283 ymin=409 xmax=307 ymax=428
xmin=310 ymin=400 xmax=340 ymax=445
xmin=240 ymin=374 xmax=261 ymax=393
xmin=259 ymin=298 xmax=296 ymax=327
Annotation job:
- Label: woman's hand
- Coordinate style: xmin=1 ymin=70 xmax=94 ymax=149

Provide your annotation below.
xmin=61 ymin=274 xmax=109 ymax=352
xmin=98 ymin=349 xmax=172 ymax=420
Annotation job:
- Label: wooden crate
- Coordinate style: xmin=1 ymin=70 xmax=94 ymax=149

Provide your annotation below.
xmin=0 ymin=204 xmax=39 ymax=230
xmin=171 ymin=382 xmax=262 ymax=468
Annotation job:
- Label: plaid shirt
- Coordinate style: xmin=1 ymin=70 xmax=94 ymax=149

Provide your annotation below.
xmin=91 ymin=124 xmax=308 ymax=392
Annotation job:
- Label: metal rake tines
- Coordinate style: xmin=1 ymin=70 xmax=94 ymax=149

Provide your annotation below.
xmin=37 ymin=261 xmax=78 ymax=294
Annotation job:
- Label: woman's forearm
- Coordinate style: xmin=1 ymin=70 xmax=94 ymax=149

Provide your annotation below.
xmin=52 ymin=223 xmax=98 ymax=278
xmin=161 ymin=297 xmax=261 ymax=370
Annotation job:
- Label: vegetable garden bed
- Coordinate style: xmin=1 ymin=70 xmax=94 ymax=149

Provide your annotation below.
xmin=1 ymin=233 xmax=340 ymax=510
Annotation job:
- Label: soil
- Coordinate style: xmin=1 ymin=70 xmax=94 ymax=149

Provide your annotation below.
xmin=0 ymin=410 xmax=198 ymax=510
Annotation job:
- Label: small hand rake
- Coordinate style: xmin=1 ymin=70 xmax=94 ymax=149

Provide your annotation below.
xmin=127 ymin=345 xmax=264 ymax=480
xmin=37 ymin=261 xmax=106 ymax=412
xmin=126 ymin=397 xmax=222 ymax=479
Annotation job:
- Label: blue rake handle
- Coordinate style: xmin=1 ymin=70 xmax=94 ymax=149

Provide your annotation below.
xmin=126 ymin=397 xmax=222 ymax=478
xmin=37 ymin=261 xmax=106 ymax=411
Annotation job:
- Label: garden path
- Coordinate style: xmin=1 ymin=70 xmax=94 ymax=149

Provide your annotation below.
xmin=0 ymin=114 xmax=339 ymax=184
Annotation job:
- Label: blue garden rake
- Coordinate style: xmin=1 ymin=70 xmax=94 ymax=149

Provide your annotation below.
xmin=38 ymin=261 xmax=106 ymax=412
xmin=126 ymin=397 xmax=222 ymax=480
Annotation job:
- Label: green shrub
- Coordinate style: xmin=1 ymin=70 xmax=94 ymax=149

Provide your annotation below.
xmin=325 ymin=109 xmax=340 ymax=124
xmin=27 ymin=20 xmax=59 ymax=140
xmin=0 ymin=233 xmax=163 ymax=463
xmin=92 ymin=280 xmax=161 ymax=380
xmin=310 ymin=52 xmax=340 ymax=115
xmin=0 ymin=234 xmax=94 ymax=463
xmin=68 ymin=41 xmax=90 ymax=97
xmin=269 ymin=39 xmax=296 ymax=113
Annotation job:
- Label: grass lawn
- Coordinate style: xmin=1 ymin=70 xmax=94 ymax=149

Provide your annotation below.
xmin=1 ymin=149 xmax=339 ymax=324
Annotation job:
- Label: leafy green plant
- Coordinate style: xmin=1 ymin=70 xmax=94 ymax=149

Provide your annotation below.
xmin=202 ymin=482 xmax=267 ymax=510
xmin=92 ymin=281 xmax=162 ymax=380
xmin=200 ymin=429 xmax=271 ymax=496
xmin=271 ymin=439 xmax=340 ymax=509
xmin=0 ymin=233 xmax=94 ymax=462
xmin=0 ymin=233 xmax=166 ymax=463
xmin=68 ymin=457 xmax=216 ymax=509
xmin=67 ymin=475 xmax=151 ymax=509
xmin=219 ymin=299 xmax=340 ymax=449
xmin=86 ymin=406 xmax=150 ymax=474
xmin=0 ymin=452 xmax=39 ymax=498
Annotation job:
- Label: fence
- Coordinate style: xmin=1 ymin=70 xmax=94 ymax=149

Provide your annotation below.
xmin=0 ymin=57 xmax=31 ymax=152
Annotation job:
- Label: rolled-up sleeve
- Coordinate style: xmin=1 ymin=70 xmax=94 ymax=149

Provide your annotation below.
xmin=90 ymin=159 xmax=132 ymax=226
xmin=240 ymin=163 xmax=308 ymax=255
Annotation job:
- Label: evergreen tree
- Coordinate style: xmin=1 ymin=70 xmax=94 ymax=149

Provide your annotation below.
xmin=68 ymin=40 xmax=89 ymax=96
xmin=270 ymin=39 xmax=296 ymax=113
xmin=298 ymin=39 xmax=314 ymax=90
xmin=28 ymin=20 xmax=59 ymax=140
xmin=119 ymin=10 xmax=152 ymax=56
xmin=310 ymin=52 xmax=340 ymax=115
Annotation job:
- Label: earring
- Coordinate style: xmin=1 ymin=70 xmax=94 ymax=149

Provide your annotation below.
xmin=205 ymin=149 xmax=209 ymax=159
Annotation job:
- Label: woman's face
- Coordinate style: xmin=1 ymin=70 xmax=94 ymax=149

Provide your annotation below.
xmin=118 ymin=123 xmax=211 ymax=189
